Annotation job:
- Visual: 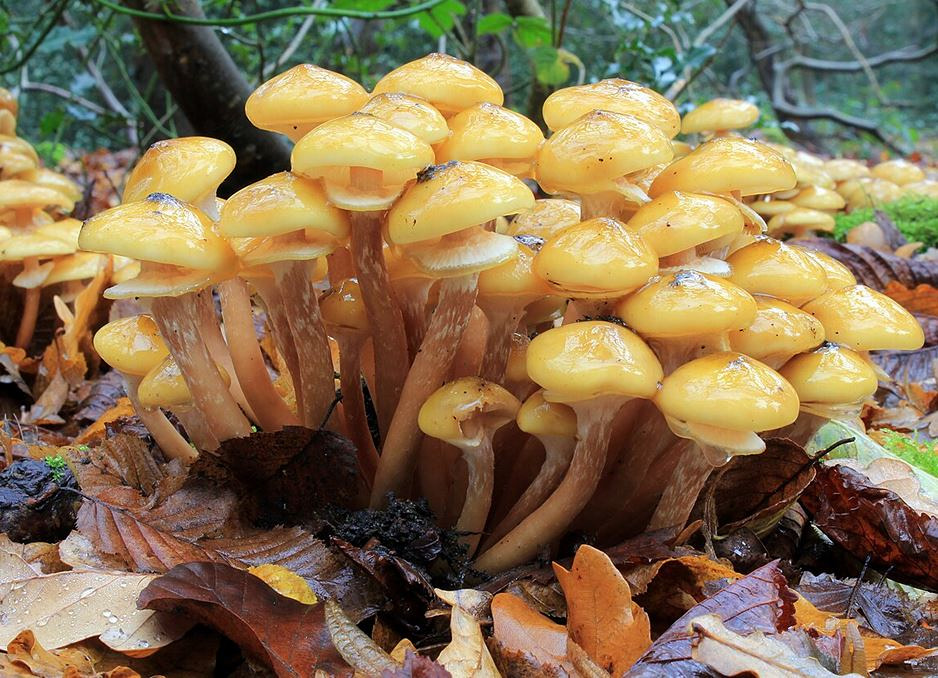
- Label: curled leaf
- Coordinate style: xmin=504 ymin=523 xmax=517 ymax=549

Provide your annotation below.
xmin=324 ymin=599 xmax=399 ymax=674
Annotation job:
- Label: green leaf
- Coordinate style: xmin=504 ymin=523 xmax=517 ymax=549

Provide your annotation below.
xmin=530 ymin=46 xmax=570 ymax=86
xmin=513 ymin=15 xmax=551 ymax=48
xmin=39 ymin=110 xmax=65 ymax=137
xmin=477 ymin=12 xmax=512 ymax=36
xmin=415 ymin=0 xmax=467 ymax=39
xmin=34 ymin=141 xmax=67 ymax=167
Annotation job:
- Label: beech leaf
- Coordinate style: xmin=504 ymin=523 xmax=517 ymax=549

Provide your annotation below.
xmin=490 ymin=592 xmax=573 ymax=675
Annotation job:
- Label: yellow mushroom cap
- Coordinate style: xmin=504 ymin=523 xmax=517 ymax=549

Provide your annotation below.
xmin=0 ymin=110 xmax=14 ymax=137
xmin=825 ymin=158 xmax=870 ymax=182
xmin=372 ymin=53 xmax=503 ymax=116
xmin=616 ymin=271 xmax=756 ymax=338
xmin=903 ymin=180 xmax=938 ymax=199
xmin=217 ymin=172 xmax=348 ymax=239
xmin=801 ymin=250 xmax=856 ymax=291
xmin=649 ymin=137 xmax=797 ymax=198
xmin=477 ymin=245 xmax=551 ymax=300
xmin=138 ymin=355 xmax=231 ymax=408
xmin=728 ymin=296 xmax=825 ymax=361
xmin=750 ymin=200 xmax=796 ymax=218
xmin=245 ymin=64 xmax=369 ymax=140
xmin=79 ymin=193 xmax=236 ymax=272
xmin=358 ymin=92 xmax=449 ymax=144
xmin=0 ymin=232 xmax=75 ymax=261
xmin=17 ymin=168 xmax=82 ymax=205
xmin=656 ymin=352 xmax=799 ymax=431
xmin=842 ymin=177 xmax=903 ymax=211
xmin=291 ymin=113 xmax=434 ymax=211
xmin=0 ymin=135 xmax=37 ymax=163
xmin=0 ymin=88 xmax=17 ymax=116
xmin=726 ymin=237 xmax=828 ymax=306
xmin=527 ymin=321 xmax=663 ymax=402
xmin=417 ymin=376 xmax=520 ymax=447
xmin=533 ymin=217 xmax=658 ymax=298
xmin=680 ymin=98 xmax=759 ymax=134
xmin=387 ymin=161 xmax=534 ymax=245
xmin=0 ymin=179 xmax=74 ymax=211
xmin=541 ymin=79 xmax=680 ymax=137
xmin=435 ymin=103 xmax=544 ymax=176
xmin=0 ymin=146 xmax=35 ymax=178
xmin=802 ymin=285 xmax=924 ymax=351
xmin=778 ymin=344 xmax=877 ymax=405
xmin=626 ymin=191 xmax=744 ymax=257
xmin=871 ymin=159 xmax=925 ymax=186
xmin=320 ymin=278 xmax=369 ymax=333
xmin=123 ymin=137 xmax=236 ymax=206
xmin=791 ymin=185 xmax=845 ymax=211
xmin=535 ymin=110 xmax=674 ymax=196
xmin=43 ymin=252 xmax=108 ymax=286
xmin=36 ymin=218 xmax=83 ymax=249
xmin=93 ymin=315 xmax=169 ymax=376
xmin=507 ymin=199 xmax=581 ymax=241
xmin=516 ymin=389 xmax=577 ymax=438
xmin=766 ymin=208 xmax=836 ymax=235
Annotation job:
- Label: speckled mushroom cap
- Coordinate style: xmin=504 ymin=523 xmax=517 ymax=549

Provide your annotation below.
xmin=435 ymin=103 xmax=544 ymax=177
xmin=626 ymin=191 xmax=743 ymax=257
xmin=357 ymin=93 xmax=449 ymax=144
xmin=477 ymin=244 xmax=551 ymax=302
xmin=616 ymin=270 xmax=756 ymax=338
xmin=535 ymin=110 xmax=673 ymax=196
xmin=516 ymin=389 xmax=577 ymax=438
xmin=123 ymin=137 xmax=236 ymax=207
xmin=728 ymin=296 xmax=825 ymax=364
xmin=246 ymin=64 xmax=369 ymax=141
xmin=533 ymin=217 xmax=658 ymax=298
xmin=680 ymin=98 xmax=759 ymax=135
xmin=726 ymin=237 xmax=828 ymax=306
xmin=778 ymin=343 xmax=877 ymax=405
xmin=93 ymin=315 xmax=169 ymax=377
xmin=372 ymin=53 xmax=503 ymax=116
xmin=507 ymin=199 xmax=581 ymax=241
xmin=291 ymin=113 xmax=434 ymax=211
xmin=418 ymin=376 xmax=520 ymax=446
xmin=871 ymin=159 xmax=925 ymax=186
xmin=542 ymin=79 xmax=680 ymax=137
xmin=527 ymin=321 xmax=662 ymax=403
xmin=649 ymin=137 xmax=796 ymax=198
xmin=802 ymin=285 xmax=924 ymax=351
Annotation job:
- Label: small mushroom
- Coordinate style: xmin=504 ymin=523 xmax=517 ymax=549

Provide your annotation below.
xmin=680 ymin=98 xmax=759 ymax=137
xmin=728 ymin=296 xmax=826 ymax=368
xmin=542 ymin=79 xmax=680 ymax=137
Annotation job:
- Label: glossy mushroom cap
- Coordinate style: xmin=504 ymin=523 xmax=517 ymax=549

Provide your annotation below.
xmin=649 ymin=137 xmax=796 ymax=198
xmin=93 ymin=315 xmax=169 ymax=376
xmin=840 ymin=177 xmax=903 ymax=211
xmin=291 ymin=113 xmax=434 ymax=211
xmin=137 ymin=354 xmax=231 ymax=409
xmin=871 ymin=159 xmax=925 ymax=186
xmin=616 ymin=271 xmax=756 ymax=338
xmin=477 ymin=245 xmax=551 ymax=302
xmin=372 ymin=53 xmax=503 ymax=116
xmin=801 ymin=250 xmax=856 ymax=291
xmin=825 ymin=158 xmax=870 ymax=182
xmin=43 ymin=252 xmax=108 ymax=286
xmin=728 ymin=296 xmax=825 ymax=366
xmin=0 ymin=231 xmax=75 ymax=264
xmin=541 ymin=79 xmax=680 ymax=137
xmin=508 ymin=199 xmax=581 ymax=241
xmin=778 ymin=343 xmax=877 ymax=405
xmin=527 ymin=321 xmax=662 ymax=403
xmin=17 ymin=168 xmax=82 ymax=205
xmin=435 ymin=103 xmax=544 ymax=177
xmin=320 ymin=278 xmax=369 ymax=333
xmin=123 ymin=137 xmax=236 ymax=207
xmin=533 ymin=217 xmax=658 ymax=298
xmin=535 ymin=110 xmax=673 ymax=196
xmin=0 ymin=179 xmax=74 ymax=212
xmin=726 ymin=237 xmax=828 ymax=306
xmin=246 ymin=64 xmax=369 ymax=141
xmin=516 ymin=389 xmax=577 ymax=438
xmin=802 ymin=285 xmax=924 ymax=351
xmin=626 ymin=191 xmax=743 ymax=257
xmin=750 ymin=200 xmax=795 ymax=218
xmin=357 ymin=93 xmax=449 ymax=144
xmin=791 ymin=185 xmax=846 ymax=211
xmin=417 ymin=376 xmax=520 ymax=447
xmin=767 ymin=208 xmax=836 ymax=236
xmin=680 ymin=98 xmax=759 ymax=134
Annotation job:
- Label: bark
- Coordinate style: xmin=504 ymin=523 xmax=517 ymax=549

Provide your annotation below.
xmin=123 ymin=0 xmax=290 ymax=193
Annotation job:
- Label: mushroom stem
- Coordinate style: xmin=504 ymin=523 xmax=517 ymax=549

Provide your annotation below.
xmin=251 ymin=278 xmax=304 ymax=418
xmin=151 ymin=292 xmax=252 ymax=443
xmin=271 ymin=260 xmax=335 ymax=429
xmin=646 ymin=444 xmax=714 ymax=531
xmin=336 ymin=332 xmax=379 ymax=483
xmin=218 ymin=277 xmax=299 ymax=430
xmin=395 ymin=277 xmax=433 ymax=360
xmin=484 ymin=434 xmax=575 ymax=548
xmin=580 ymin=191 xmax=644 ymax=221
xmin=474 ymin=395 xmax=624 ymax=573
xmin=14 ymin=256 xmax=40 ymax=349
xmin=370 ymin=273 xmax=480 ymax=507
xmin=171 ymin=405 xmax=219 ymax=452
xmin=124 ymin=374 xmax=197 ymax=463
xmin=455 ymin=433 xmax=495 ymax=555
xmin=327 ymin=248 xmax=355 ymax=286
xmin=478 ymin=304 xmax=523 ymax=382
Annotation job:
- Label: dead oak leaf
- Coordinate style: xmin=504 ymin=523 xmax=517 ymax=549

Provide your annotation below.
xmin=554 ymin=544 xmax=651 ymax=675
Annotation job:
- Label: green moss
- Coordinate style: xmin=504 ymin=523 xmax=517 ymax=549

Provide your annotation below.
xmin=833 ymin=196 xmax=938 ymax=247
xmin=43 ymin=454 xmax=68 ymax=483
xmin=877 ymin=430 xmax=938 ymax=478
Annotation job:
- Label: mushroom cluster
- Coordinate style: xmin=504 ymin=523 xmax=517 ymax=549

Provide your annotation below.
xmin=0 ymin=88 xmax=108 ymax=348
xmin=82 ymin=56 xmax=924 ymax=574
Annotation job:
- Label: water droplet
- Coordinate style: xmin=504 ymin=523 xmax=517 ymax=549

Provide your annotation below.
xmin=136 ymin=640 xmax=150 ymax=649
xmin=0 ymin=613 xmax=8 ymax=624
xmin=119 ymin=581 xmax=128 ymax=588
xmin=79 ymin=588 xmax=95 ymax=599
xmin=36 ymin=618 xmax=48 ymax=627
xmin=108 ymin=615 xmax=118 ymax=624
xmin=102 ymin=609 xmax=112 ymax=618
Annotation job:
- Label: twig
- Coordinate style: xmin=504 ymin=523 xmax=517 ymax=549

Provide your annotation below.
xmin=18 ymin=80 xmax=110 ymax=116
xmin=803 ymin=2 xmax=884 ymax=101
xmin=264 ymin=13 xmax=317 ymax=79
xmin=844 ymin=554 xmax=871 ymax=619
xmin=0 ymin=0 xmax=70 ymax=74
xmin=783 ymin=43 xmax=938 ymax=73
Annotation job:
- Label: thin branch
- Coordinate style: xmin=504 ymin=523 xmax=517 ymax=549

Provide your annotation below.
xmin=0 ymin=0 xmax=70 ymax=74
xmin=18 ymin=80 xmax=111 ymax=116
xmin=783 ymin=42 xmax=938 ymax=72
xmin=694 ymin=0 xmax=752 ymax=47
xmin=771 ymin=97 xmax=906 ymax=154
xmin=264 ymin=14 xmax=317 ymax=79
xmin=620 ymin=3 xmax=683 ymax=54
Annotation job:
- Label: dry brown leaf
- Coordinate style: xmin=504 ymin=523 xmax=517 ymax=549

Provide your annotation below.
xmin=435 ymin=589 xmax=500 ymax=678
xmin=0 ymin=630 xmax=108 ymax=677
xmin=0 ymin=534 xmax=45 ymax=581
xmin=553 ymin=545 xmax=651 ymax=675
xmin=884 ymin=281 xmax=938 ymax=316
xmin=490 ymin=592 xmax=573 ymax=675
xmin=0 ymin=570 xmax=191 ymax=653
xmin=75 ymin=398 xmax=136 ymax=446
xmin=688 ymin=614 xmax=863 ymax=677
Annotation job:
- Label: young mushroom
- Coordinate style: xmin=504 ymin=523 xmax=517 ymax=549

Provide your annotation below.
xmin=726 ymin=237 xmax=829 ymax=307
xmin=680 ymin=98 xmax=759 ymax=137
xmin=728 ymin=296 xmax=826 ymax=368
xmin=418 ymin=377 xmax=520 ymax=554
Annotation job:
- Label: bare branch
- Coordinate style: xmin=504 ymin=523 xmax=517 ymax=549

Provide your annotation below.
xmin=695 ymin=0 xmax=753 ymax=47
xmin=784 ymin=42 xmax=938 ymax=72
xmin=18 ymin=80 xmax=111 ymax=116
xmin=770 ymin=99 xmax=905 ymax=154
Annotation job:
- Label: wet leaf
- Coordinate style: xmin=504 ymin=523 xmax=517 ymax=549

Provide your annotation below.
xmin=801 ymin=464 xmax=938 ymax=591
xmin=73 ymin=370 xmax=125 ymax=425
xmin=138 ymin=561 xmax=352 ymax=677
xmin=325 ymin=599 xmax=398 ymax=674
xmin=489 ymin=592 xmax=572 ymax=675
xmin=553 ymin=545 xmax=651 ymax=675
xmin=382 ymin=651 xmax=453 ymax=677
xmin=0 ymin=534 xmax=45 ymax=580
xmin=435 ymin=588 xmax=500 ymax=678
xmin=797 ymin=238 xmax=938 ymax=292
xmin=249 ymin=564 xmax=318 ymax=604
xmin=0 ymin=630 xmax=113 ymax=677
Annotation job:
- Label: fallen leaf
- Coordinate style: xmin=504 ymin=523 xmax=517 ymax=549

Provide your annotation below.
xmin=0 ymin=630 xmax=108 ymax=677
xmin=490 ymin=592 xmax=573 ymax=675
xmin=554 ymin=545 xmax=651 ymax=675
xmin=688 ymin=614 xmax=862 ymax=677
xmin=0 ymin=534 xmax=45 ymax=580
xmin=138 ymin=561 xmax=352 ymax=677
xmin=325 ymin=599 xmax=399 ymax=674
xmin=801 ymin=463 xmax=938 ymax=591
xmin=0 ymin=570 xmax=190 ymax=652
xmin=797 ymin=238 xmax=938 ymax=292
xmin=435 ymin=588 xmax=500 ymax=678
xmin=74 ymin=398 xmax=136 ymax=446
xmin=249 ymin=564 xmax=318 ymax=604
xmin=73 ymin=371 xmax=126 ymax=425
xmin=382 ymin=651 xmax=453 ymax=677
xmin=833 ymin=457 xmax=938 ymax=517
xmin=884 ymin=281 xmax=938 ymax=316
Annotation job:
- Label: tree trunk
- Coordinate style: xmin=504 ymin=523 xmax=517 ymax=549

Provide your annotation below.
xmin=123 ymin=0 xmax=290 ymax=194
